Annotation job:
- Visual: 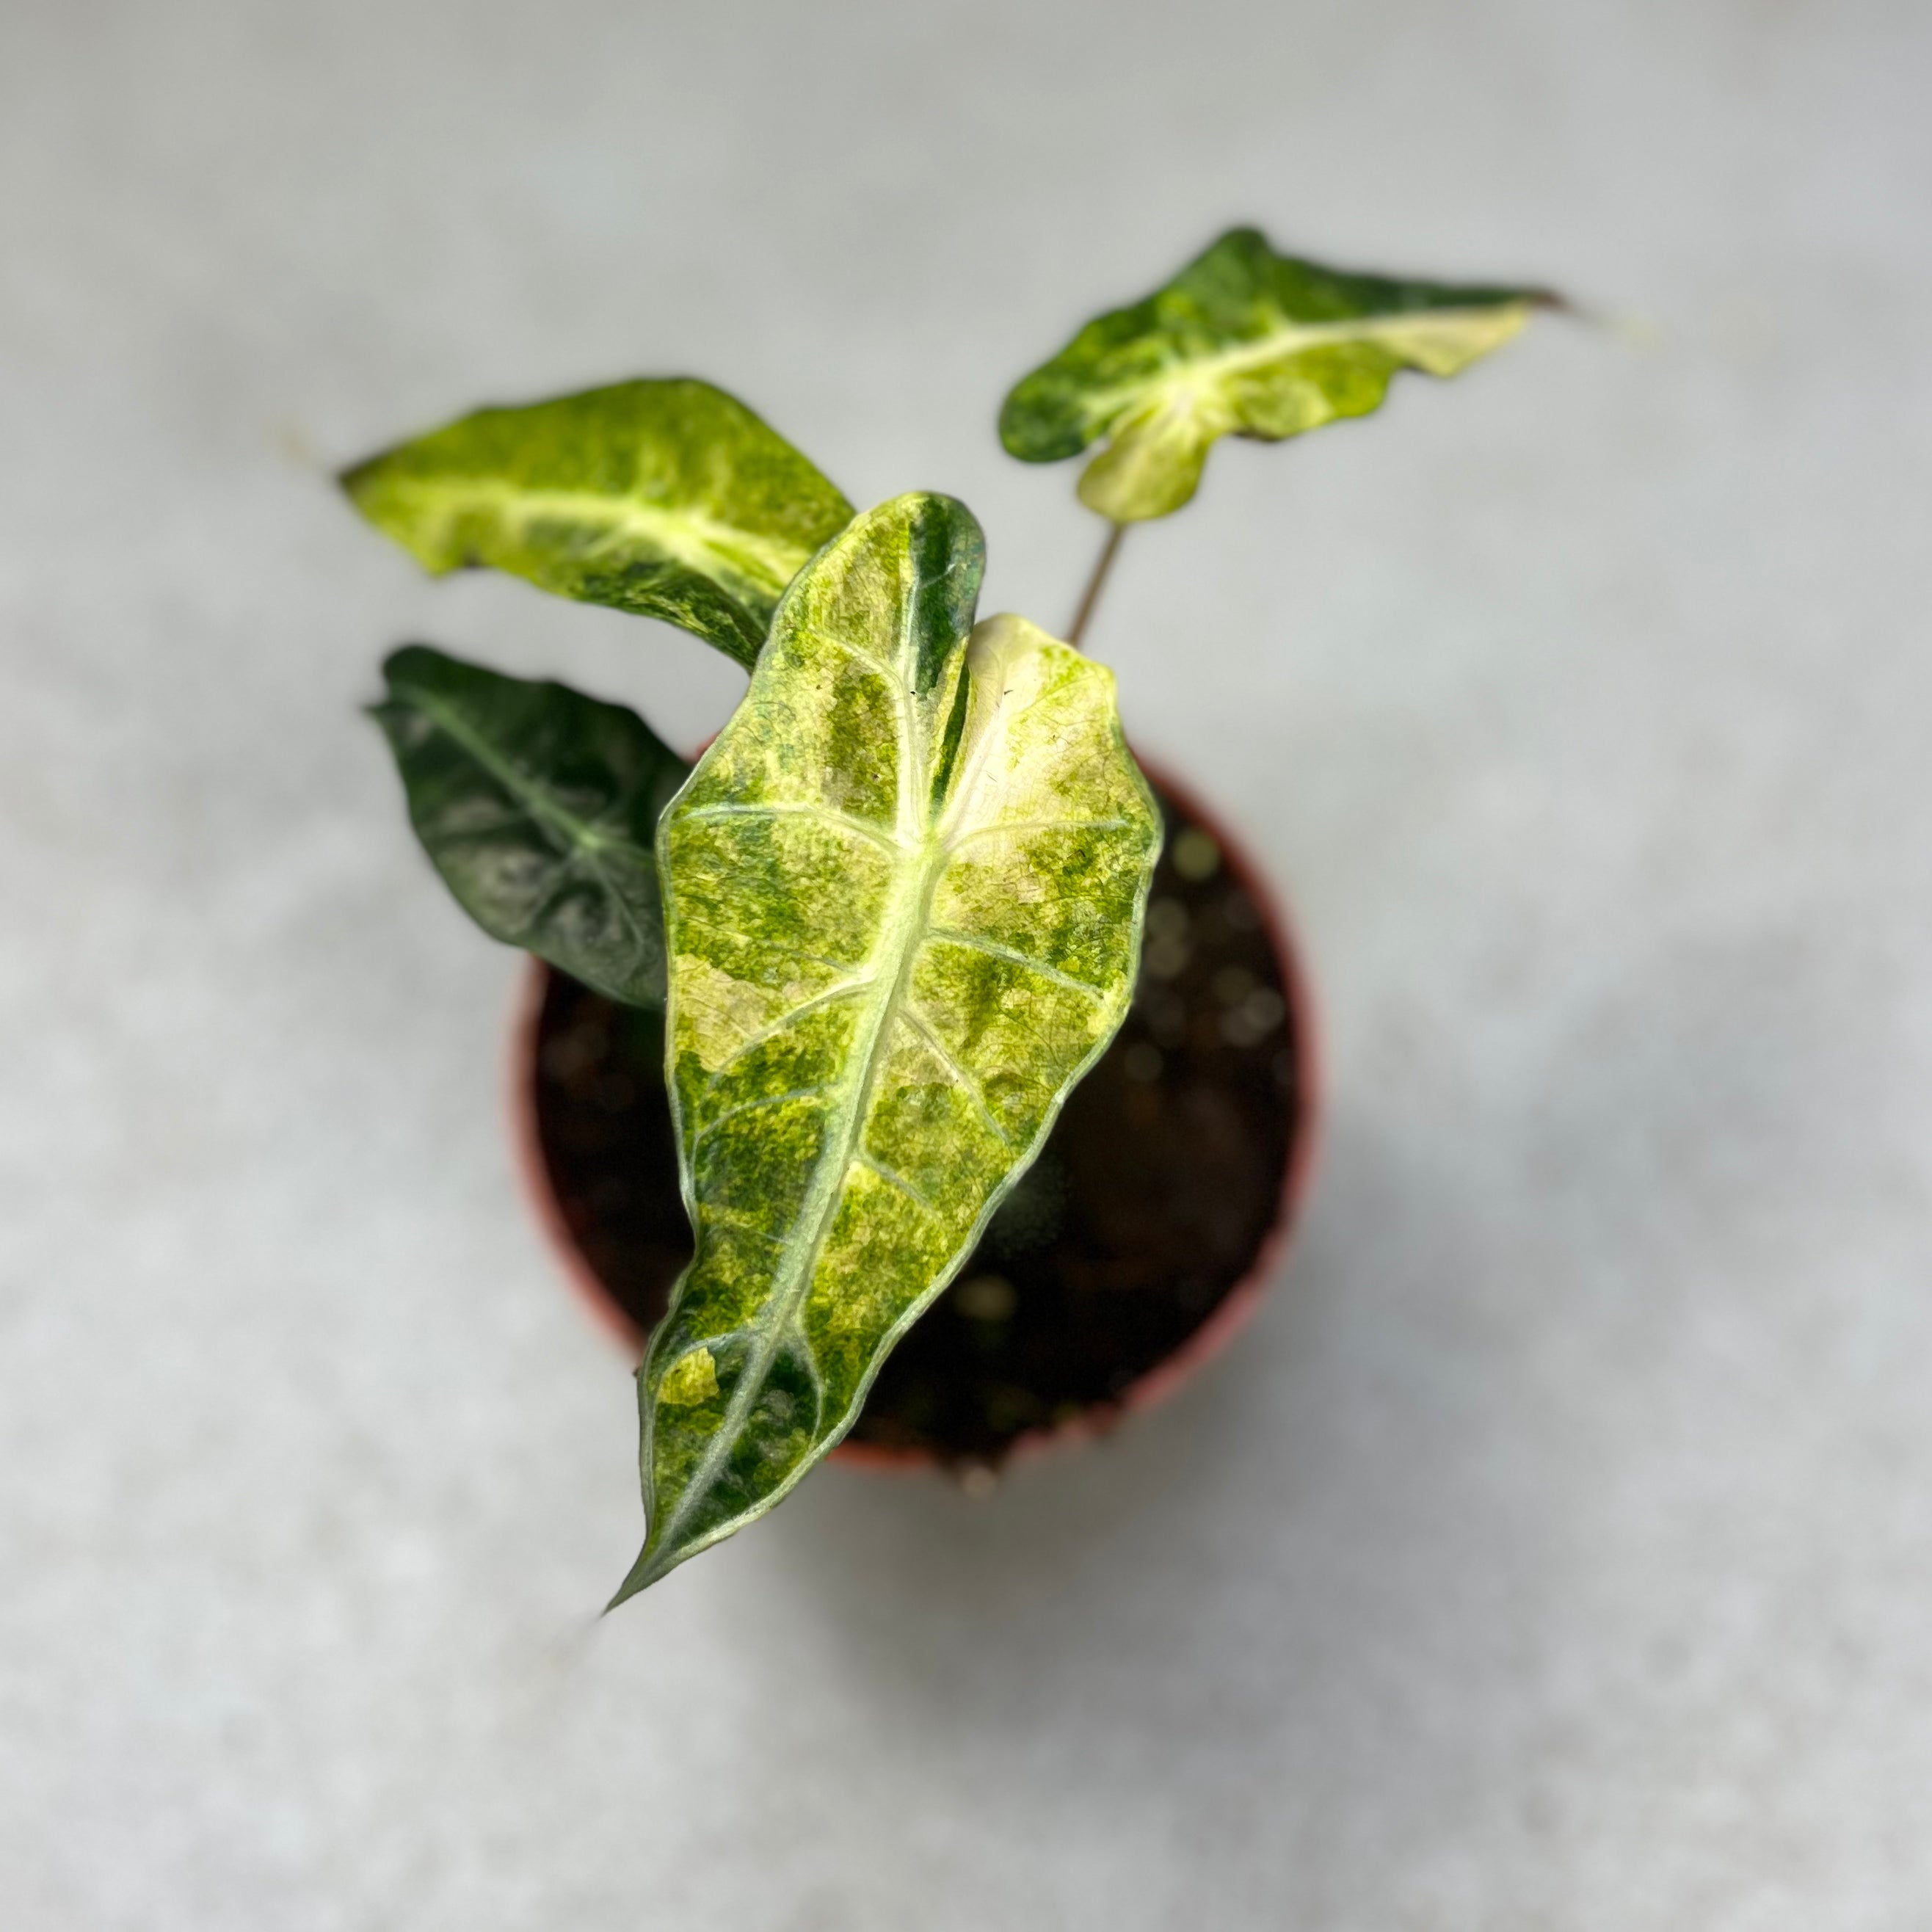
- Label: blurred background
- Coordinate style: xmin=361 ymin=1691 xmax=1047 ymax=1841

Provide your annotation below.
xmin=4 ymin=1 xmax=1929 ymax=1926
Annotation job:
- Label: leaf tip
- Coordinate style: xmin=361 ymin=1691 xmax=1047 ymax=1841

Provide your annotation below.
xmin=605 ymin=1540 xmax=675 ymax=1612
xmin=335 ymin=448 xmax=387 ymax=514
xmin=1535 ymin=289 xmax=1630 ymax=336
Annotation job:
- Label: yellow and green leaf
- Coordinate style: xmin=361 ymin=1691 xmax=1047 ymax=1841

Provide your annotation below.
xmin=613 ymin=493 xmax=1162 ymax=1599
xmin=371 ymin=645 xmax=691 ymax=1006
xmin=1000 ymin=227 xmax=1556 ymax=522
xmin=342 ymin=379 xmax=854 ymax=666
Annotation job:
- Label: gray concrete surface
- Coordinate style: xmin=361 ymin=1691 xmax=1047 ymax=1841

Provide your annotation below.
xmin=4 ymin=2 xmax=1930 ymax=1927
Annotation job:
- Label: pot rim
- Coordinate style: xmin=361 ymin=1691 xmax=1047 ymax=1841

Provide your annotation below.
xmin=506 ymin=749 xmax=1323 ymax=1472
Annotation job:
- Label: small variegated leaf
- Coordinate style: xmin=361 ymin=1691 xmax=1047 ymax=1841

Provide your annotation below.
xmin=371 ymin=645 xmax=690 ymax=1007
xmin=1000 ymin=227 xmax=1555 ymax=522
xmin=612 ymin=494 xmax=1162 ymax=1599
xmin=342 ymin=379 xmax=854 ymax=666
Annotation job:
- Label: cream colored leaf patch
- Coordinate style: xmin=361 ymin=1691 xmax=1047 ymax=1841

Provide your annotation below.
xmin=611 ymin=494 xmax=1162 ymax=1599
xmin=1000 ymin=228 xmax=1557 ymax=521
xmin=658 ymin=1348 xmax=720 ymax=1406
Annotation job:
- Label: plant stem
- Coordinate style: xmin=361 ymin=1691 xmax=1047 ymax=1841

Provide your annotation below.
xmin=1066 ymin=522 xmax=1125 ymax=651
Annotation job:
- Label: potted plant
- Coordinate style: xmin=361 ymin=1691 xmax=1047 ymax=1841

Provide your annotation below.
xmin=345 ymin=227 xmax=1556 ymax=1600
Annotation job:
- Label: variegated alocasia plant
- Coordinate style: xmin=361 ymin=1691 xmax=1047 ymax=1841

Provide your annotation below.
xmin=349 ymin=227 xmax=1552 ymax=1598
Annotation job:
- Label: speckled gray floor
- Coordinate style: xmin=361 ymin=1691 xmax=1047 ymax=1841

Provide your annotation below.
xmin=4 ymin=3 xmax=1930 ymax=1927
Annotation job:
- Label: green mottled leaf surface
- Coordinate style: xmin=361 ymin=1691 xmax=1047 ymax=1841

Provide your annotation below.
xmin=342 ymin=379 xmax=854 ymax=665
xmin=371 ymin=644 xmax=690 ymax=1007
xmin=1000 ymin=227 xmax=1554 ymax=521
xmin=613 ymin=494 xmax=1162 ymax=1598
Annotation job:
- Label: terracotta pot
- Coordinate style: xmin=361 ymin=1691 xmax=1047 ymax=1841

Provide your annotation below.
xmin=509 ymin=757 xmax=1320 ymax=1474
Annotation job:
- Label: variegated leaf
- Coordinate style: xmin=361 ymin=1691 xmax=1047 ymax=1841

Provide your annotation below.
xmin=342 ymin=379 xmax=854 ymax=666
xmin=612 ymin=494 xmax=1162 ymax=1598
xmin=1000 ymin=227 xmax=1555 ymax=521
xmin=371 ymin=645 xmax=690 ymax=1006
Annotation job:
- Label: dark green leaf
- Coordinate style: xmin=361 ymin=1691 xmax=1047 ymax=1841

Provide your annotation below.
xmin=1000 ymin=228 xmax=1556 ymax=520
xmin=371 ymin=645 xmax=690 ymax=1007
xmin=612 ymin=495 xmax=1162 ymax=1599
xmin=343 ymin=380 xmax=854 ymax=666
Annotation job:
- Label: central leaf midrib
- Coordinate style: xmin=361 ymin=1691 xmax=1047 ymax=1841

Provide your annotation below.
xmin=651 ymin=830 xmax=950 ymax=1569
xmin=402 ymin=477 xmax=811 ymax=600
xmin=651 ymin=548 xmax=961 ymax=1571
xmin=1084 ymin=299 xmax=1526 ymax=427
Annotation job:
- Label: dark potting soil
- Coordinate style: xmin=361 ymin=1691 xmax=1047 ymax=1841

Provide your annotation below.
xmin=528 ymin=776 xmax=1307 ymax=1470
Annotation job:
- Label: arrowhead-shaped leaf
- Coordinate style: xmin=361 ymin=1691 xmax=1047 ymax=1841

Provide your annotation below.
xmin=371 ymin=645 xmax=691 ymax=1007
xmin=613 ymin=493 xmax=1162 ymax=1599
xmin=342 ymin=379 xmax=854 ymax=666
xmin=1000 ymin=227 xmax=1556 ymax=522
